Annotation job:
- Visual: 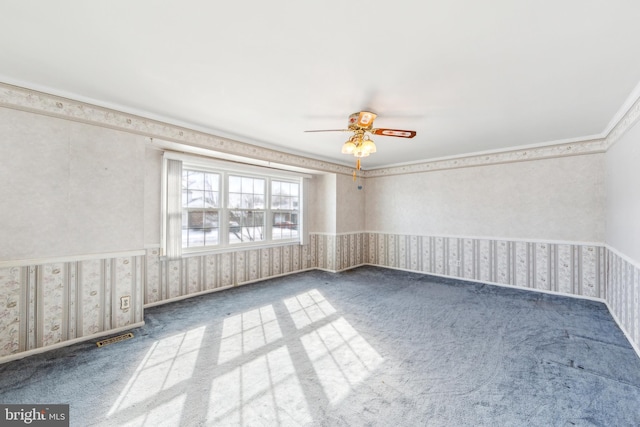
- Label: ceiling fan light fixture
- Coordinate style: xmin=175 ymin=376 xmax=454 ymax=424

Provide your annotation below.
xmin=361 ymin=137 xmax=376 ymax=154
xmin=353 ymin=146 xmax=370 ymax=158
xmin=341 ymin=140 xmax=357 ymax=154
xmin=305 ymin=110 xmax=416 ymax=173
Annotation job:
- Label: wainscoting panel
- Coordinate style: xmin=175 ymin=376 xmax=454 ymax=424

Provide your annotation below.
xmin=311 ymin=233 xmax=367 ymax=272
xmin=79 ymin=259 xmax=103 ymax=338
xmin=3 ymin=236 xmax=637 ymax=361
xmin=0 ymin=266 xmax=22 ymax=355
xmin=362 ymin=233 xmax=606 ymax=300
xmin=0 ymin=252 xmax=144 ymax=359
xmin=144 ymin=242 xmax=313 ymax=306
xmin=607 ymin=248 xmax=640 ymax=351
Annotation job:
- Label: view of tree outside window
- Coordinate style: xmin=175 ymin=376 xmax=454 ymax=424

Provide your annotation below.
xmin=177 ymin=164 xmax=301 ymax=251
xmin=271 ymin=180 xmax=299 ymax=240
xmin=182 ymin=170 xmax=220 ymax=248
xmin=228 ymin=175 xmax=266 ymax=243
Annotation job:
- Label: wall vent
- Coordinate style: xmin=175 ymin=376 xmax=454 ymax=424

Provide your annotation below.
xmin=96 ymin=332 xmax=134 ymax=348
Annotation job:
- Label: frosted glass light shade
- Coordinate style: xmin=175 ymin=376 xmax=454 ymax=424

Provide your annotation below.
xmin=341 ymin=141 xmax=356 ymax=154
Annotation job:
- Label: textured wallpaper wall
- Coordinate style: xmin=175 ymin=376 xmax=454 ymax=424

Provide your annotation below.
xmin=313 ymin=232 xmax=605 ymax=297
xmin=364 ymin=154 xmax=605 ymax=243
xmin=0 ymin=252 xmax=144 ymax=358
xmin=0 ymin=108 xmax=147 ymax=261
xmin=144 ymin=244 xmax=314 ymax=306
xmin=607 ymin=249 xmax=640 ymax=353
xmin=2 ymin=234 xmax=636 ymax=361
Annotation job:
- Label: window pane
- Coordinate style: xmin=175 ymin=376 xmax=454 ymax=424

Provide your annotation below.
xmin=254 ymin=195 xmax=265 ymax=209
xmin=241 ymin=194 xmax=253 ymax=209
xmin=242 ymin=177 xmax=253 ymax=193
xmin=228 ymin=193 xmax=241 ymax=209
xmin=272 ymin=180 xmax=298 ymax=209
xmin=204 ymin=191 xmax=218 ymax=208
xmin=272 ymin=180 xmax=281 ymax=195
xmin=203 ymin=211 xmax=219 ymax=229
xmin=187 ymin=171 xmax=205 ymax=190
xmin=204 ymin=173 xmax=219 ymax=192
xmin=185 ymin=190 xmax=204 ymax=208
xmin=203 ymin=211 xmax=219 ymax=245
xmin=272 ymin=212 xmax=299 ymax=240
xmin=181 ymin=170 xmax=221 ymax=248
xmin=229 ymin=210 xmax=265 ymax=243
xmin=183 ymin=210 xmax=219 ymax=248
xmin=229 ymin=176 xmax=241 ymax=193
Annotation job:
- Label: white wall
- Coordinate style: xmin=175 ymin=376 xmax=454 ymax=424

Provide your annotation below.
xmin=604 ymin=119 xmax=640 ymax=354
xmin=0 ymin=108 xmax=146 ymax=261
xmin=606 ymin=122 xmax=640 ymax=262
xmin=306 ymin=172 xmax=366 ymax=234
xmin=336 ymin=173 xmax=366 ymax=233
xmin=308 ymin=173 xmax=336 ymax=233
xmin=365 ymin=154 xmax=605 ymax=242
xmin=144 ymin=147 xmax=162 ymax=246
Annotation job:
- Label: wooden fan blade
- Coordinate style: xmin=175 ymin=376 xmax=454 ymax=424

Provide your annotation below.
xmin=371 ymin=128 xmax=417 ymax=138
xmin=304 ymin=129 xmax=350 ymax=133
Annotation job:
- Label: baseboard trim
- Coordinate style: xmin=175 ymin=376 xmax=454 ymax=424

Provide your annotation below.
xmin=0 ymin=322 xmax=145 ymax=365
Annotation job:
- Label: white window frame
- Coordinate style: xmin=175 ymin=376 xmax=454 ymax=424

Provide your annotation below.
xmin=162 ymin=152 xmax=309 ymax=258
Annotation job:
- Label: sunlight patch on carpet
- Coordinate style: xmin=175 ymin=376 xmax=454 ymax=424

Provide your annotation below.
xmin=208 ymin=345 xmax=311 ymax=425
xmin=218 ymin=304 xmax=283 ymax=364
xmin=283 ymin=288 xmax=336 ymax=329
xmin=107 ymin=326 xmax=206 ymax=417
xmin=120 ymin=394 xmax=187 ymax=427
xmin=301 ymin=316 xmax=384 ymax=405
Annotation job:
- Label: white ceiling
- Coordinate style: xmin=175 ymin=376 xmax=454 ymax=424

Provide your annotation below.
xmin=2 ymin=1 xmax=640 ymax=169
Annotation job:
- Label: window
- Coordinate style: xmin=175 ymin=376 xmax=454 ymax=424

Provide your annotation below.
xmin=228 ymin=175 xmax=266 ymax=244
xmin=183 ymin=170 xmax=221 ymax=248
xmin=271 ymin=180 xmax=299 ymax=240
xmin=163 ymin=153 xmax=306 ymax=258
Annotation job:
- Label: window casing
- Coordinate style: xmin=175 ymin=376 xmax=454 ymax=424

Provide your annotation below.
xmin=163 ymin=153 xmax=306 ymax=258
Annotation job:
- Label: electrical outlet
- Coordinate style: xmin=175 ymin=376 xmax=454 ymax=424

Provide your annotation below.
xmin=120 ymin=295 xmax=131 ymax=310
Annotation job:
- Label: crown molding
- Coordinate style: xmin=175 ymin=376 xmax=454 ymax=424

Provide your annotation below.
xmin=363 ymin=84 xmax=640 ymax=178
xmin=2 ymin=81 xmax=640 ymax=179
xmin=603 ymin=88 xmax=640 ymax=149
xmin=362 ymin=138 xmax=608 ymax=177
xmin=0 ymin=82 xmax=354 ymax=176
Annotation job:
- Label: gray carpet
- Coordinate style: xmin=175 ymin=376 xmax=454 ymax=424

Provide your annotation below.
xmin=1 ymin=266 xmax=639 ymax=426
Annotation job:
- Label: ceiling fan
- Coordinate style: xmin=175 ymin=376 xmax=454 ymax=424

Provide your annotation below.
xmin=305 ymin=111 xmax=416 ymax=172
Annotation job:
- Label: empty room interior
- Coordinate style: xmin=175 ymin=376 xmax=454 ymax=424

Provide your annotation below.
xmin=1 ymin=2 xmax=640 ymax=426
